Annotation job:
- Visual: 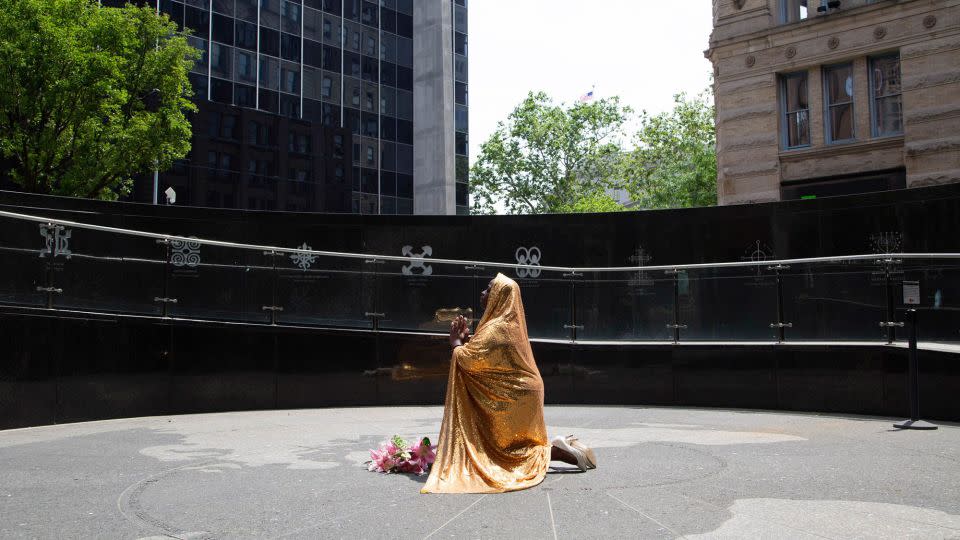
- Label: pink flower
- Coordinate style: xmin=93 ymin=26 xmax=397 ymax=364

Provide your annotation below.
xmin=410 ymin=437 xmax=436 ymax=467
xmin=368 ymin=444 xmax=398 ymax=473
xmin=397 ymin=459 xmax=425 ymax=475
xmin=367 ymin=436 xmax=434 ymax=475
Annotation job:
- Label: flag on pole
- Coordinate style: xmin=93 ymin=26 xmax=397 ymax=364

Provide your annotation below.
xmin=578 ymin=89 xmax=595 ymax=103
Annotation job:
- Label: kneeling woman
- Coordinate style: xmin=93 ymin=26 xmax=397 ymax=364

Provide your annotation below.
xmin=421 ymin=273 xmax=595 ymax=494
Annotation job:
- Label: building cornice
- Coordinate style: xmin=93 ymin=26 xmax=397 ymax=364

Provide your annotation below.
xmin=708 ymin=0 xmax=932 ymax=51
xmin=778 ymin=136 xmax=905 ymax=162
xmin=711 ymin=3 xmax=959 ymax=85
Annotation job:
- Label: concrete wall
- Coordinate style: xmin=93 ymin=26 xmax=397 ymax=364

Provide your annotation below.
xmin=412 ymin=0 xmax=456 ymax=215
xmin=707 ymin=0 xmax=960 ymax=205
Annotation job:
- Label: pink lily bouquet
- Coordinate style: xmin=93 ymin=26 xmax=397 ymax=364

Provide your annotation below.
xmin=367 ymin=435 xmax=437 ymax=475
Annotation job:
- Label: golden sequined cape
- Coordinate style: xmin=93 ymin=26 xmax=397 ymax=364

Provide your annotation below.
xmin=421 ymin=273 xmax=550 ymax=494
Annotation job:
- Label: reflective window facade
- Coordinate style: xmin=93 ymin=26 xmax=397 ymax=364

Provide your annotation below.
xmin=453 ymin=0 xmax=468 ymax=214
xmin=118 ymin=0 xmax=466 ymax=215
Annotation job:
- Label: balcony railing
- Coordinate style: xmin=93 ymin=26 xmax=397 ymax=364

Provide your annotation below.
xmin=2 ymin=209 xmax=958 ymax=345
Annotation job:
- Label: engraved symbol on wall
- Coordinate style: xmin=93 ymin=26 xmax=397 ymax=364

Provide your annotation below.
xmin=39 ymin=224 xmax=72 ymax=259
xmin=170 ymin=238 xmax=201 ymax=268
xmin=743 ymin=240 xmax=773 ymax=264
xmin=628 ymin=247 xmax=653 ymax=290
xmin=742 ymin=241 xmax=775 ymax=283
xmin=290 ymin=242 xmax=317 ymax=270
xmin=515 ymin=247 xmax=542 ymax=278
xmin=869 ymin=232 xmax=903 ymax=285
xmin=870 ymin=232 xmax=902 ymax=254
xmin=401 ymin=245 xmax=433 ymax=276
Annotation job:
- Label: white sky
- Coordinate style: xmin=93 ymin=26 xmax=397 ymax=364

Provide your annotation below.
xmin=467 ymin=0 xmax=715 ymax=161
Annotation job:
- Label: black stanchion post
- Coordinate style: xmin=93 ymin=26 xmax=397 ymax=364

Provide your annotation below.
xmin=894 ymin=308 xmax=937 ymax=430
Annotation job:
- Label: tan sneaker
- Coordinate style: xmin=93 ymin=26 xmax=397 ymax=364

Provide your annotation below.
xmin=565 ymin=435 xmax=597 ymax=469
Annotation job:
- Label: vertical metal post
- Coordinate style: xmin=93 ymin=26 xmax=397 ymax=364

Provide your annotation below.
xmin=665 ymin=269 xmax=686 ymax=343
xmin=153 ymin=239 xmax=176 ymax=317
xmin=562 ymin=272 xmax=583 ymax=342
xmin=465 ymin=264 xmax=485 ymax=332
xmin=44 ymin=255 xmax=54 ymax=309
xmin=261 ymin=250 xmax=283 ymax=325
xmin=894 ymin=309 xmax=937 ymax=430
xmin=879 ymin=258 xmax=904 ymax=342
xmin=36 ymin=223 xmax=64 ymax=308
xmin=907 ymin=309 xmax=919 ymax=420
xmin=768 ymin=264 xmax=792 ymax=342
xmin=364 ymin=259 xmax=385 ymax=331
xmin=885 ymin=259 xmax=896 ymax=344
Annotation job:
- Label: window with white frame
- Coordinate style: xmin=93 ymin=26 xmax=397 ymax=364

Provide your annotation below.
xmin=823 ymin=63 xmax=855 ymax=142
xmin=781 ymin=71 xmax=810 ymax=148
xmin=871 ymin=54 xmax=903 ymax=137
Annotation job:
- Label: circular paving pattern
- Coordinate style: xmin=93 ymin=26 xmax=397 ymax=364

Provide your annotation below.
xmin=1 ymin=407 xmax=958 ymax=538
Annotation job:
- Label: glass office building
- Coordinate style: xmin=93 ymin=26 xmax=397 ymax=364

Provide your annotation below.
xmin=108 ymin=0 xmax=468 ymax=215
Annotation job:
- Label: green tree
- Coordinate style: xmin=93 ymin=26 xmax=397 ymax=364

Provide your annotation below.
xmin=0 ymin=0 xmax=198 ymax=200
xmin=554 ymin=191 xmax=625 ymax=213
xmin=617 ymin=90 xmax=717 ymax=209
xmin=470 ymin=91 xmax=631 ymax=215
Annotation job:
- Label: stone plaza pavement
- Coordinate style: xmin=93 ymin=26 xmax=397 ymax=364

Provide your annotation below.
xmin=1 ymin=406 xmax=958 ymax=539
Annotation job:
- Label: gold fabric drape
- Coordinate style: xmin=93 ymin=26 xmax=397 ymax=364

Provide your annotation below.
xmin=421 ymin=273 xmax=550 ymax=494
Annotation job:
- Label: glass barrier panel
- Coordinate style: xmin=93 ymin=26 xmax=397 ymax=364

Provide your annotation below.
xmin=0 ymin=217 xmax=49 ymax=307
xmin=378 ymin=261 xmax=473 ymax=334
xmin=514 ymin=270 xmax=571 ymax=341
xmin=167 ymin=244 xmax=271 ymax=323
xmin=681 ymin=267 xmax=778 ymax=341
xmin=276 ymin=254 xmax=369 ymax=328
xmin=575 ymin=270 xmax=674 ymax=341
xmin=902 ymin=259 xmax=960 ymax=344
xmin=53 ymin=229 xmax=163 ymax=316
xmin=781 ymin=261 xmax=886 ymax=341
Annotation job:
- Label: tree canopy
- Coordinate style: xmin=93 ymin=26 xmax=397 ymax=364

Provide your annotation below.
xmin=0 ymin=0 xmax=198 ymax=200
xmin=470 ymin=89 xmax=717 ymax=214
xmin=616 ymin=91 xmax=718 ymax=209
xmin=469 ymin=91 xmax=631 ymax=215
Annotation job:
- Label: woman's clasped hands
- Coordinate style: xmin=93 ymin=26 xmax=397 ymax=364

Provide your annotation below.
xmin=448 ymin=315 xmax=471 ymax=349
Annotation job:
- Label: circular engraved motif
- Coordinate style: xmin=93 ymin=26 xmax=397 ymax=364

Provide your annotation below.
xmin=785 ymin=46 xmax=797 ymax=59
xmin=923 ymin=15 xmax=937 ymax=29
xmin=874 ymin=26 xmax=887 ymax=40
xmin=827 ymin=37 xmax=840 ymax=50
xmin=745 ymin=55 xmax=756 ymax=67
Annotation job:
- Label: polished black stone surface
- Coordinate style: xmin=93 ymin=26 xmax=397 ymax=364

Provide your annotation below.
xmin=1 ymin=186 xmax=959 ymax=428
xmin=2 ymin=312 xmax=958 ymax=429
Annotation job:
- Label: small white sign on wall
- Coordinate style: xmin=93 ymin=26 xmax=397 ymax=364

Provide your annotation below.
xmin=903 ymin=280 xmax=920 ymax=305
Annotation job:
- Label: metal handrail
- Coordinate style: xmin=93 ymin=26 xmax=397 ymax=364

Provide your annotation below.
xmin=3 ymin=208 xmax=959 ymax=273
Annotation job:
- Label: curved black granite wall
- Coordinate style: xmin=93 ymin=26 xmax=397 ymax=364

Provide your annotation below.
xmin=2 ymin=313 xmax=959 ymax=429
xmin=1 ymin=186 xmax=959 ymax=428
xmin=1 ymin=183 xmax=959 ymax=266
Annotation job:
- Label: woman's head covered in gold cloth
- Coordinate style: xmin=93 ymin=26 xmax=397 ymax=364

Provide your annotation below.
xmin=477 ymin=272 xmax=526 ymax=330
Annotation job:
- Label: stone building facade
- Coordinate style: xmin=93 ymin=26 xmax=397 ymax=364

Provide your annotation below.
xmin=705 ymin=0 xmax=960 ymax=204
